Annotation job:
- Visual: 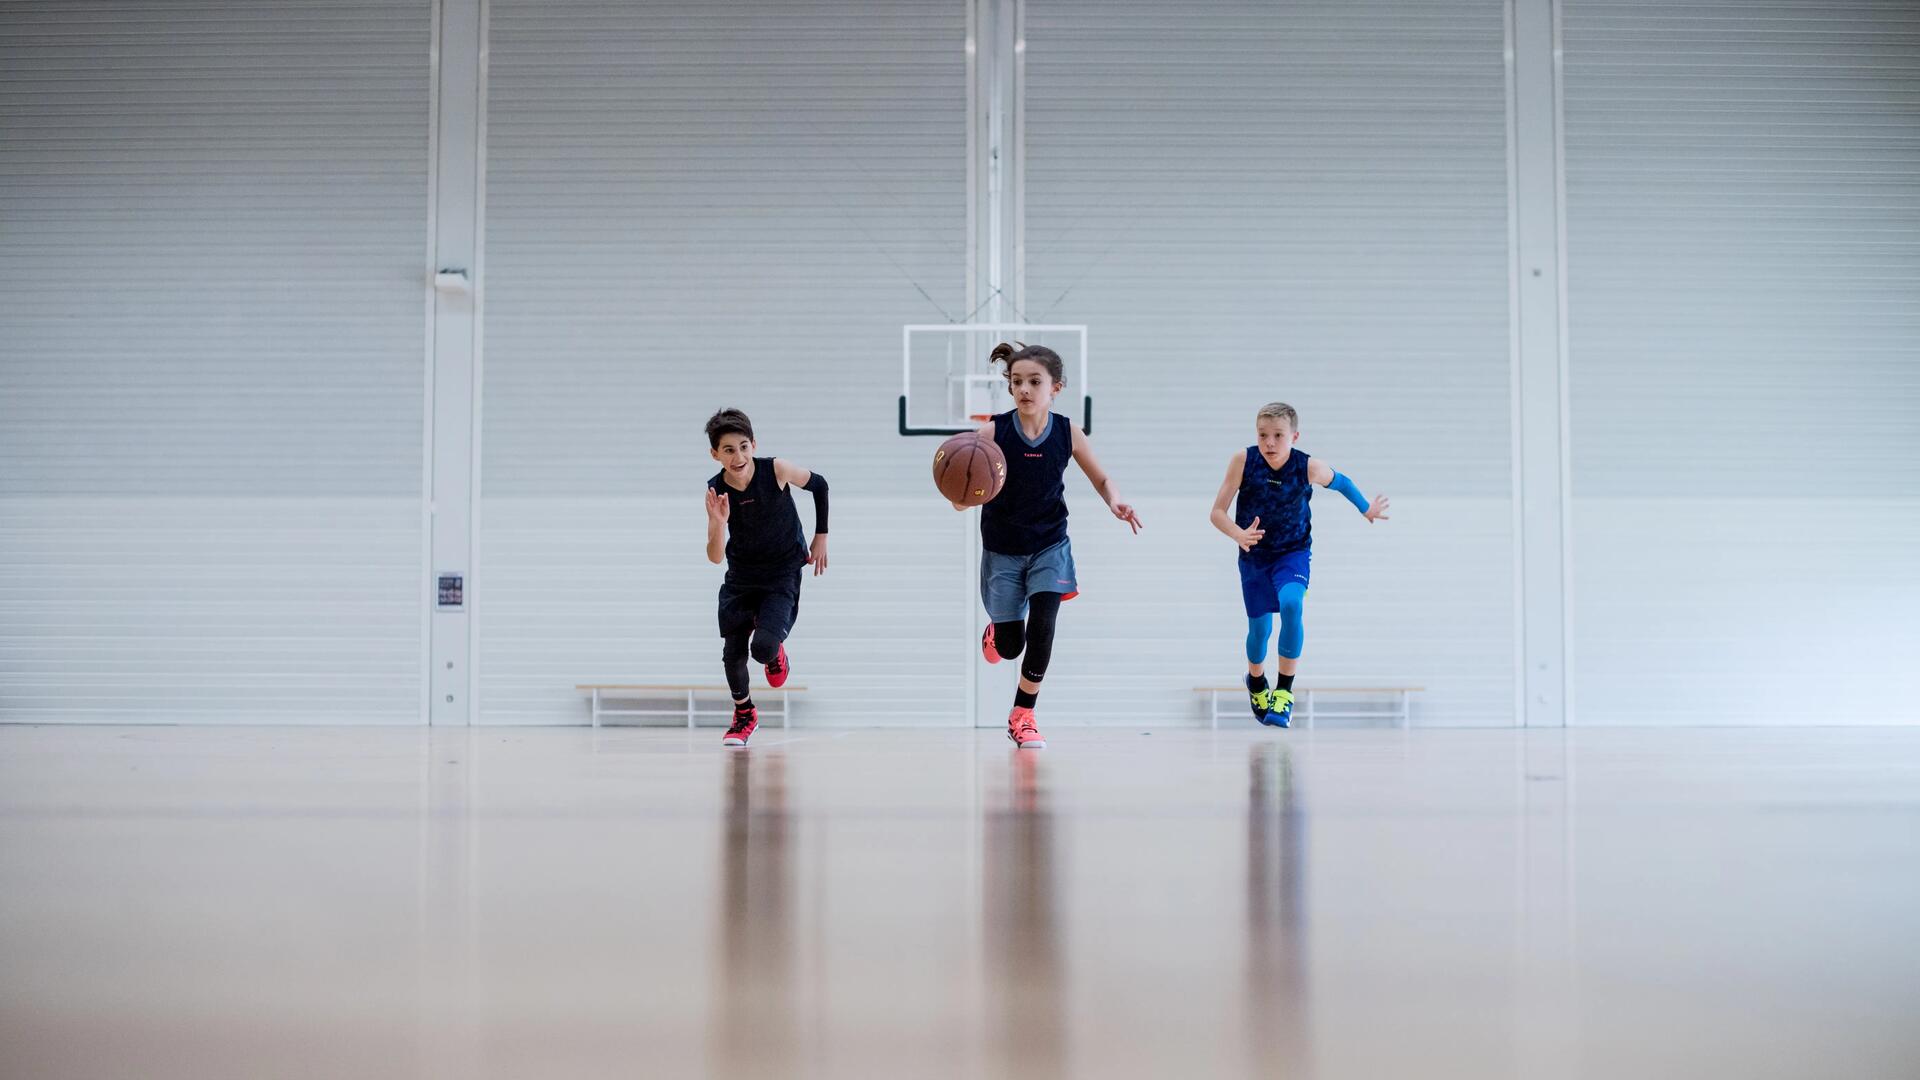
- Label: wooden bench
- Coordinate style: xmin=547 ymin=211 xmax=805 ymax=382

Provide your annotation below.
xmin=1195 ymin=684 xmax=1421 ymax=730
xmin=575 ymin=684 xmax=805 ymax=729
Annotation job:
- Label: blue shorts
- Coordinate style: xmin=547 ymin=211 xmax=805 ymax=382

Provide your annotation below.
xmin=981 ymin=537 xmax=1079 ymax=622
xmin=1239 ymin=547 xmax=1311 ymax=617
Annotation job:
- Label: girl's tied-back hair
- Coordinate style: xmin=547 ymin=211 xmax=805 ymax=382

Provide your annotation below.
xmin=989 ymin=341 xmax=1065 ymax=386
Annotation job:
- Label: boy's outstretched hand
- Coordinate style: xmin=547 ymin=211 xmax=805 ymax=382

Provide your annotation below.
xmin=1237 ymin=515 xmax=1264 ymax=551
xmin=807 ymin=535 xmax=829 ymax=576
xmin=1111 ymin=502 xmax=1142 ymax=533
xmin=1364 ymin=495 xmax=1391 ymax=524
xmin=705 ymin=486 xmax=730 ymax=524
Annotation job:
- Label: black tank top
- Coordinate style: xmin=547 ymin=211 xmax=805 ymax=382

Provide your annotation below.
xmin=709 ymin=457 xmax=807 ymax=586
xmin=980 ymin=410 xmax=1072 ymax=556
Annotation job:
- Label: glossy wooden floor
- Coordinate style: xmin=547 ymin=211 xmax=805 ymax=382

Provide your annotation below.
xmin=2 ymin=725 xmax=1917 ymax=1079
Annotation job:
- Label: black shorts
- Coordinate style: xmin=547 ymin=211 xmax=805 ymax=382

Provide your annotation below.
xmin=717 ymin=569 xmax=802 ymax=640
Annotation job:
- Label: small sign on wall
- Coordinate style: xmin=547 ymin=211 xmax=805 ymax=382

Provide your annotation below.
xmin=436 ymin=572 xmax=465 ymax=611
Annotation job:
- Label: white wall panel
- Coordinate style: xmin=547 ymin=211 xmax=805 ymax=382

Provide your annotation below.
xmin=1564 ymin=0 xmax=1920 ymax=724
xmin=1571 ymin=499 xmax=1920 ymax=725
xmin=0 ymin=1 xmax=430 ymax=723
xmin=7 ymin=0 xmax=1909 ymax=728
xmin=1021 ymin=0 xmax=1519 ymax=725
xmin=479 ymin=1 xmax=968 ymax=724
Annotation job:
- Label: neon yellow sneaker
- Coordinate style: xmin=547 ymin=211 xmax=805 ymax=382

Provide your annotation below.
xmin=1246 ymin=676 xmax=1270 ymax=721
xmin=1262 ymin=688 xmax=1294 ymax=729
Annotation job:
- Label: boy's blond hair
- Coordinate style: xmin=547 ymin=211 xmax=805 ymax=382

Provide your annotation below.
xmin=1256 ymin=402 xmax=1298 ymax=430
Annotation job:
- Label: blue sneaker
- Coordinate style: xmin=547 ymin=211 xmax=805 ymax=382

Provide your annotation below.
xmin=1262 ymin=688 xmax=1293 ymax=728
xmin=1246 ymin=676 xmax=1270 ymax=722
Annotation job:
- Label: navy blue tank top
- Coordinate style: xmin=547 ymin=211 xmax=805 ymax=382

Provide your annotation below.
xmin=1236 ymin=446 xmax=1312 ymax=560
xmin=709 ymin=457 xmax=807 ymax=586
xmin=980 ymin=411 xmax=1072 ymax=556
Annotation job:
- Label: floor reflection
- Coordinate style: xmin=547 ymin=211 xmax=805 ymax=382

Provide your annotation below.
xmin=1247 ymin=741 xmax=1311 ymax=1076
xmin=983 ymin=750 xmax=1063 ymax=1079
xmin=7 ymin=727 xmax=1917 ymax=1080
xmin=418 ymin=730 xmax=480 ymax=1080
xmin=709 ymin=749 xmax=795 ymax=1079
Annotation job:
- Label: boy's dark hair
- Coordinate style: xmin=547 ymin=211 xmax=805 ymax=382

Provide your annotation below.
xmin=705 ymin=408 xmax=754 ymax=448
xmin=989 ymin=341 xmax=1066 ymax=387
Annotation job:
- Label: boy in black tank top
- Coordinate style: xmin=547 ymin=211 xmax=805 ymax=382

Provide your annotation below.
xmin=704 ymin=408 xmax=830 ymax=747
xmin=1207 ymin=402 xmax=1390 ymax=727
xmin=953 ymin=343 xmax=1142 ymax=748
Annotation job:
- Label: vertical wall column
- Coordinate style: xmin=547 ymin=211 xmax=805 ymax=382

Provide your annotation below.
xmin=427 ymin=0 xmax=485 ymax=724
xmin=1509 ymin=0 xmax=1571 ymax=726
xmin=969 ymin=0 xmax=1024 ymax=323
xmin=966 ymin=0 xmax=1025 ymax=725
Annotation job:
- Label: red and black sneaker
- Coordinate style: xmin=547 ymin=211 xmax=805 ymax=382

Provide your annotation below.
xmin=982 ymin=624 xmax=1003 ymax=664
xmin=764 ymin=644 xmax=790 ymax=688
xmin=723 ymin=704 xmax=758 ymax=747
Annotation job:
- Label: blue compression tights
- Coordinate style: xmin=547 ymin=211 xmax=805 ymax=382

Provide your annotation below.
xmin=1244 ymin=584 xmax=1307 ymax=663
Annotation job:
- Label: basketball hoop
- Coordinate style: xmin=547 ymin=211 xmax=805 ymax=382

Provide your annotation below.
xmin=898 ymin=323 xmax=1090 ymax=436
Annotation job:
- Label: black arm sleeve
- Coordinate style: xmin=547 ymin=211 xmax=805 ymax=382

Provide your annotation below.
xmin=799 ymin=472 xmax=828 ymax=534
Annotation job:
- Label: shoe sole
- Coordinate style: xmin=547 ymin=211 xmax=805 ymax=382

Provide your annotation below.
xmin=723 ymin=737 xmax=750 ymax=746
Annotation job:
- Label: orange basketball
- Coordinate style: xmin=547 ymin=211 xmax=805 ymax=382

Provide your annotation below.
xmin=932 ymin=432 xmax=1006 ymax=507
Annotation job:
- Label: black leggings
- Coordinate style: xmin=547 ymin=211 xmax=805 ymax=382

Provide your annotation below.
xmin=991 ymin=591 xmax=1063 ymax=688
xmin=722 ymin=627 xmax=786 ymax=701
xmin=719 ymin=577 xmax=799 ymax=702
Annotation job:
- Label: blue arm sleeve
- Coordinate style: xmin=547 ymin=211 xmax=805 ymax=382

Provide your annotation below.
xmin=799 ymin=472 xmax=828 ymax=534
xmin=1327 ymin=472 xmax=1370 ymax=515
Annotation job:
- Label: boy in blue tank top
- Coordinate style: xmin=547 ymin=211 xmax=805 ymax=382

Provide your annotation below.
xmin=703 ymin=408 xmax=830 ymax=747
xmin=1208 ymin=402 xmax=1389 ymax=726
xmin=951 ymin=342 xmax=1142 ymax=749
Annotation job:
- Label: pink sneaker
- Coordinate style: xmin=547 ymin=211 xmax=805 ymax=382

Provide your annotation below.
xmin=982 ymin=624 xmax=1003 ymax=664
xmin=1006 ymin=706 xmax=1046 ymax=749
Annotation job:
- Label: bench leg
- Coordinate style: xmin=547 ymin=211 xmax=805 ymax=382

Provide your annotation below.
xmin=1303 ymin=689 xmax=1314 ymax=729
xmin=686 ymin=689 xmax=696 ymax=729
xmin=781 ymin=690 xmax=790 ymax=729
xmin=591 ymin=687 xmax=600 ymax=729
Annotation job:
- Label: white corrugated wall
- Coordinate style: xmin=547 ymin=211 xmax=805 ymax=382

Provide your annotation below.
xmin=4 ymin=0 xmax=1912 ymax=728
xmin=477 ymin=1 xmax=969 ymax=724
xmin=1020 ymin=0 xmax=1519 ymax=725
xmin=1563 ymin=0 xmax=1920 ymax=724
xmin=0 ymin=0 xmax=430 ymax=723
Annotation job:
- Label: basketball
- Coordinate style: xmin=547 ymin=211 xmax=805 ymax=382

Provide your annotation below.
xmin=932 ymin=432 xmax=1005 ymax=507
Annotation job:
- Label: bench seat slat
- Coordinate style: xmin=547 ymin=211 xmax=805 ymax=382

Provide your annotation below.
xmin=577 ymin=684 xmax=806 ymax=692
